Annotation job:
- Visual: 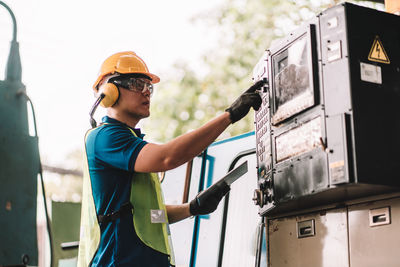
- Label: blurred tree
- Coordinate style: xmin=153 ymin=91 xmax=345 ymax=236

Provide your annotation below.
xmin=143 ymin=0 xmax=382 ymax=143
xmin=42 ymin=149 xmax=83 ymax=202
xmin=144 ymin=0 xmax=331 ymax=142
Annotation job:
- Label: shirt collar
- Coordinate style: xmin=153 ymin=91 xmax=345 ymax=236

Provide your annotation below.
xmin=102 ymin=116 xmax=145 ymax=138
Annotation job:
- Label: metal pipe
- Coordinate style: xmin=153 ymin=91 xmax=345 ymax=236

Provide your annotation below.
xmin=0 ymin=1 xmax=21 ymax=81
xmin=0 ymin=1 xmax=17 ymax=41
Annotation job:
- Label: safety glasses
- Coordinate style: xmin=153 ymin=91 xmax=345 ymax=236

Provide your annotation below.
xmin=112 ymin=77 xmax=154 ymax=97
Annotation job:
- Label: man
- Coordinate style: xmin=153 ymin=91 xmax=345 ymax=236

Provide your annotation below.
xmin=78 ymin=51 xmax=263 ymax=267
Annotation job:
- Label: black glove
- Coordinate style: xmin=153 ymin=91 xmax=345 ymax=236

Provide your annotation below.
xmin=189 ymin=182 xmax=231 ymax=216
xmin=225 ymin=80 xmax=264 ymax=123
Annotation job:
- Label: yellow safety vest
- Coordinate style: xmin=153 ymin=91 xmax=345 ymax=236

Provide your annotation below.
xmin=77 ymin=126 xmax=175 ymax=266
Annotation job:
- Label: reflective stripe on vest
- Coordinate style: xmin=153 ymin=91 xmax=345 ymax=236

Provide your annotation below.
xmin=77 ymin=125 xmax=175 ymax=266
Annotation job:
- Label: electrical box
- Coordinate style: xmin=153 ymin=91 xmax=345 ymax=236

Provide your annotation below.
xmin=348 ymin=197 xmax=400 ymax=267
xmin=267 ymin=207 xmax=349 ymax=267
xmin=253 ymin=2 xmax=400 ymax=216
xmin=266 ymin=195 xmax=400 ymax=267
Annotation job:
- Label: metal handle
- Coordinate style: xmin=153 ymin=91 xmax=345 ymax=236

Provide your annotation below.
xmin=297 ymin=219 xmax=315 ymax=238
xmin=369 ymin=206 xmax=391 ymax=227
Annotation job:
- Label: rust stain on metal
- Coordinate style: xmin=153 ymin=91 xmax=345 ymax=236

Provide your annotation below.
xmin=5 ymin=201 xmax=12 ymax=211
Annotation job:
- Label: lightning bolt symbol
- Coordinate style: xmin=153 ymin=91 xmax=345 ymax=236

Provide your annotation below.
xmin=376 ymin=43 xmax=381 ymax=58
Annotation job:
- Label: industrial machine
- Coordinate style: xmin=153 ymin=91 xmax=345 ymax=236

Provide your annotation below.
xmin=250 ymin=2 xmax=400 ymax=266
xmin=252 ymin=2 xmax=400 ymax=216
xmin=0 ymin=2 xmax=42 ymax=266
xmin=161 ymin=3 xmax=400 ymax=267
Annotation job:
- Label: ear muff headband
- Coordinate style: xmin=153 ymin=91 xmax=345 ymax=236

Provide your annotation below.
xmin=98 ymin=82 xmax=119 ymax=108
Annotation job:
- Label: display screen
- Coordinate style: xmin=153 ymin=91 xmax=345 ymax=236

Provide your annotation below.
xmin=272 ymin=34 xmax=314 ymax=124
xmin=275 ymin=117 xmax=322 ymax=162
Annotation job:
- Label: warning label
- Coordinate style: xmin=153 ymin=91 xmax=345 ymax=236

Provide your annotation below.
xmin=368 ymin=36 xmax=390 ymax=64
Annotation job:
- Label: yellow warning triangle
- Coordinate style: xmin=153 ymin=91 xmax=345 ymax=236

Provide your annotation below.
xmin=368 ymin=36 xmax=390 ymax=64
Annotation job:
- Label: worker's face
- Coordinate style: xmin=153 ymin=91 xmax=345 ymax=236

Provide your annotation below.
xmin=116 ymin=78 xmax=153 ymax=119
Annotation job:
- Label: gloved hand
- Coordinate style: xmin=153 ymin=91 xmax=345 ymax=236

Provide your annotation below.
xmin=225 ymin=80 xmax=264 ymax=123
xmin=189 ymin=182 xmax=231 ymax=216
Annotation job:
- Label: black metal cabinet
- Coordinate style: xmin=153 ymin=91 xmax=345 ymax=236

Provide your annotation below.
xmin=253 ymin=3 xmax=400 ymax=216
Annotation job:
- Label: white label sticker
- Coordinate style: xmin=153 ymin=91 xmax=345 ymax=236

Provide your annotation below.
xmin=360 ymin=62 xmax=382 ymax=84
xmin=327 ymin=41 xmax=342 ymax=62
xmin=150 ymin=209 xmax=166 ymax=223
xmin=327 ymin=17 xmax=338 ymax=29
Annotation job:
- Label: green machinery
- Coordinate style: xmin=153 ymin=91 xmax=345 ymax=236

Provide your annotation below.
xmin=0 ymin=2 xmax=41 ymax=266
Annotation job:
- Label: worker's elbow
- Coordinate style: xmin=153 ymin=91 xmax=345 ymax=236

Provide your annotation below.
xmin=162 ymin=156 xmax=182 ymax=171
xmin=157 ymin=143 xmax=187 ymax=171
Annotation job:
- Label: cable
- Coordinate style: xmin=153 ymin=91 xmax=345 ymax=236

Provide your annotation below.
xmin=89 ymin=93 xmax=105 ymax=128
xmin=0 ymin=1 xmax=17 ymax=41
xmin=18 ymin=90 xmax=54 ymax=267
xmin=0 ymin=1 xmax=22 ymax=82
xmin=38 ymin=168 xmax=54 ymax=267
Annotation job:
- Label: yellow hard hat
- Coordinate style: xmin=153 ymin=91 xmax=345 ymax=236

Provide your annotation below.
xmin=93 ymin=51 xmax=160 ymax=90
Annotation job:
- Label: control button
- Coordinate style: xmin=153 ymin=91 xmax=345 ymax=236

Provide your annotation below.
xmin=266 ymin=193 xmax=273 ymax=203
xmin=265 ymin=178 xmax=273 ymax=188
xmin=259 ymin=177 xmax=273 ymax=190
xmin=252 ymin=189 xmax=265 ymax=208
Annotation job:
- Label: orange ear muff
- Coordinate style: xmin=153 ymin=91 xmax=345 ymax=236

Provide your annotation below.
xmin=98 ymin=83 xmax=119 ymax=107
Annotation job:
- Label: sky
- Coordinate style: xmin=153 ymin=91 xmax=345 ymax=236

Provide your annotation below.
xmin=0 ymin=0 xmax=223 ymax=166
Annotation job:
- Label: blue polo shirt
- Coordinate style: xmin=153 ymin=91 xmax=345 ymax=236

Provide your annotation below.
xmin=85 ymin=116 xmax=170 ymax=267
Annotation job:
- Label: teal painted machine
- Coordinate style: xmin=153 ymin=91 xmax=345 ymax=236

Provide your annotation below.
xmin=0 ymin=2 xmax=41 ymax=266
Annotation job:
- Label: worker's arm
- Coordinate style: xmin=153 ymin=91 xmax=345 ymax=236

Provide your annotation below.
xmin=166 ymin=204 xmax=191 ymax=224
xmin=135 ymin=112 xmax=231 ymax=173
xmin=134 ymin=80 xmax=263 ymax=173
xmin=166 ymin=181 xmax=231 ymax=223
